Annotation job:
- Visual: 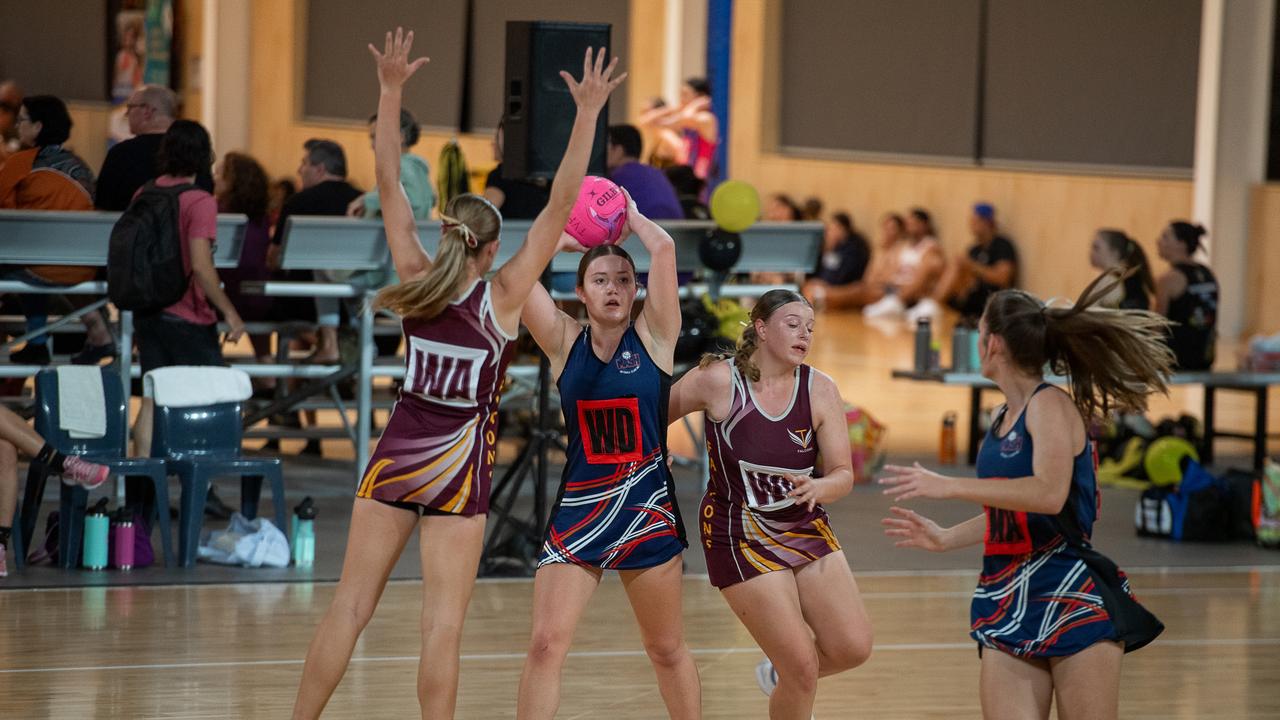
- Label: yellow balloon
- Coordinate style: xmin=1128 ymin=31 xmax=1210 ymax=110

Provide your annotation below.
xmin=710 ymin=180 xmax=761 ymax=233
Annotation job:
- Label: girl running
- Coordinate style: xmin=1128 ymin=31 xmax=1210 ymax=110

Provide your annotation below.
xmin=881 ymin=270 xmax=1168 ymax=720
xmin=292 ymin=30 xmax=623 ymax=719
xmin=668 ymin=289 xmax=873 ymax=720
xmin=515 ymin=194 xmax=700 ymax=719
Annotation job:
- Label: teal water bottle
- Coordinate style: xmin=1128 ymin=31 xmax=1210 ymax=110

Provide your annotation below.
xmin=291 ymin=497 xmax=314 ymax=556
xmin=82 ymin=498 xmax=111 ymax=570
xmin=293 ymin=499 xmax=317 ymax=568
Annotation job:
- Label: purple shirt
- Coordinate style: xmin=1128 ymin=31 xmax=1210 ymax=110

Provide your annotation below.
xmin=609 ymin=161 xmax=684 ymax=220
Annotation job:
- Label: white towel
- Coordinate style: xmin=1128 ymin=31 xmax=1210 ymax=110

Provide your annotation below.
xmin=56 ymin=366 xmax=106 ymax=439
xmin=144 ymin=366 xmax=253 ymax=408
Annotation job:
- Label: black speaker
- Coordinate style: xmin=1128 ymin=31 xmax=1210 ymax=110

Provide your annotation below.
xmin=503 ymin=21 xmax=611 ymax=181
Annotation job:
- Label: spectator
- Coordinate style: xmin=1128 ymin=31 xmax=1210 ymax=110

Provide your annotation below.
xmin=0 ymin=95 xmax=112 ymax=365
xmin=0 ymin=404 xmax=111 ymax=576
xmin=1090 ymin=229 xmax=1154 ymax=310
xmin=764 ymin=193 xmax=802 ymax=221
xmin=862 ymin=207 xmax=944 ymax=320
xmin=606 ymin=124 xmax=683 ymax=219
xmin=95 ymin=85 xmax=212 ymax=211
xmin=265 ymin=138 xmax=361 ymax=333
xmin=347 ymin=107 xmax=434 ymax=220
xmin=266 ymin=177 xmax=297 ymax=237
xmin=913 ymin=202 xmax=1018 ymax=324
xmin=1155 ymin=221 xmax=1218 ymax=370
xmin=215 ymin=152 xmax=273 ymax=363
xmin=637 ymin=97 xmax=684 ymax=168
xmin=664 ymin=164 xmax=709 ymax=220
xmin=802 ymin=212 xmax=871 ymax=308
xmin=131 ymin=120 xmax=245 ymax=457
xmin=804 ymin=212 xmax=904 ymax=310
xmin=482 ymin=118 xmax=550 ymax=220
xmin=801 ymin=196 xmax=824 ymax=221
xmin=0 ymin=80 xmax=22 ymax=163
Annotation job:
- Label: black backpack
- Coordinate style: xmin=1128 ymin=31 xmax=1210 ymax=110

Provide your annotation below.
xmin=107 ymin=182 xmax=195 ymax=312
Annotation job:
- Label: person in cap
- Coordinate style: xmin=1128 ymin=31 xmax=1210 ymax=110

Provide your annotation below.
xmin=911 ymin=202 xmax=1018 ymax=324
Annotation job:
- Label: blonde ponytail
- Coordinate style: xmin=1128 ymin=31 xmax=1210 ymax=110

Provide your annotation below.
xmin=373 ymin=193 xmax=501 ymax=319
xmin=697 ymin=288 xmax=808 ymax=382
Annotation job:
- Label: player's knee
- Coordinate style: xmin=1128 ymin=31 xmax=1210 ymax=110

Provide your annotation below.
xmin=420 ymin=613 xmax=464 ymax=645
xmin=526 ymin=626 xmax=573 ymax=666
xmin=642 ymin=635 xmax=688 ymax=670
xmin=332 ymin=594 xmax=377 ymax=631
xmin=831 ymin=631 xmax=873 ymax=672
xmin=775 ymin=649 xmax=820 ymax=694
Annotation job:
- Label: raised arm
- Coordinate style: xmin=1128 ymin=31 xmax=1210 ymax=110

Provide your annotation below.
xmin=369 ymin=28 xmax=431 ymax=282
xmin=627 ymin=190 xmax=680 ymax=373
xmin=490 ymin=48 xmax=626 ymax=329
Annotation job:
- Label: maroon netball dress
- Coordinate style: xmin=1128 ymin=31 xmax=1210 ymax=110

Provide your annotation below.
xmin=356 ymin=279 xmax=515 ymax=515
xmin=700 ymin=360 xmax=842 ymax=588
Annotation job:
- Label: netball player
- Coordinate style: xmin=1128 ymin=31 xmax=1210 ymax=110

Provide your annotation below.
xmin=881 ymin=270 xmax=1168 ymax=720
xmin=514 ymin=191 xmax=700 ymax=719
xmin=292 ymin=30 xmax=624 ymax=719
xmin=668 ymin=289 xmax=873 ymax=720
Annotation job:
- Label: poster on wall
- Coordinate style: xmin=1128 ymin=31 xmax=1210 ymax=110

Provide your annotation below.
xmin=107 ymin=0 xmax=174 ymax=145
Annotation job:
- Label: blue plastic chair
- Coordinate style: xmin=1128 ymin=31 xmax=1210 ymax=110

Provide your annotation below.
xmin=26 ymin=368 xmax=174 ymax=569
xmin=151 ymin=401 xmax=285 ymax=567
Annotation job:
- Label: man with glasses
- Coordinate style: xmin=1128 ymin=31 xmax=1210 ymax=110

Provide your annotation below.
xmin=94 ymin=84 xmax=212 ymax=211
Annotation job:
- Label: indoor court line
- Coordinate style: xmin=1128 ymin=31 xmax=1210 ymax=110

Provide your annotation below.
xmin=4 ymin=637 xmax=1277 ymax=676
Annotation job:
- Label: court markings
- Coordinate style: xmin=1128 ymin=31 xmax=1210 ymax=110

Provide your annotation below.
xmin=3 ymin=637 xmax=1277 ymax=676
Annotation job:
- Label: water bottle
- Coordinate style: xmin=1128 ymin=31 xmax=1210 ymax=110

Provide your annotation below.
xmin=82 ymin=498 xmax=111 ymax=570
xmin=111 ymin=507 xmax=136 ymax=570
xmin=293 ymin=498 xmax=317 ymax=569
xmin=969 ymin=329 xmax=982 ymax=370
xmin=291 ymin=497 xmax=314 ymax=555
xmin=952 ymin=325 xmax=970 ymax=373
xmin=913 ymin=317 xmax=933 ymax=373
xmin=939 ymin=412 xmax=958 ymax=465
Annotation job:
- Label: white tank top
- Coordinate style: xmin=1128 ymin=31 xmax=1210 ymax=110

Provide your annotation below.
xmin=891 ymin=236 xmax=939 ymax=289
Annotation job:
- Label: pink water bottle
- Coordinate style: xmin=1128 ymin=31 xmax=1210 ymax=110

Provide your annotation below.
xmin=112 ymin=508 xmax=136 ymax=570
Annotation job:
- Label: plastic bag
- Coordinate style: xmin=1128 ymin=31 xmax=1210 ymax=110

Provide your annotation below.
xmin=198 ymin=513 xmax=290 ymax=568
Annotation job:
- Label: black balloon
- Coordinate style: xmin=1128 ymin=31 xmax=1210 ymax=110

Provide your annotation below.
xmin=698 ymin=229 xmax=743 ymax=272
xmin=675 ymin=297 xmax=717 ymax=363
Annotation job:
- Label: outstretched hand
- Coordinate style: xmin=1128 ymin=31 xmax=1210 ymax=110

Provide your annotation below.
xmin=369 ymin=27 xmax=430 ymax=90
xmin=561 ymin=47 xmax=626 ymax=115
xmin=881 ymin=506 xmax=949 ymax=552
xmin=879 ymin=462 xmax=954 ymax=501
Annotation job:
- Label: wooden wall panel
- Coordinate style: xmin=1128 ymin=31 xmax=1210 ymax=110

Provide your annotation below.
xmin=1248 ymin=184 xmax=1280 ymax=336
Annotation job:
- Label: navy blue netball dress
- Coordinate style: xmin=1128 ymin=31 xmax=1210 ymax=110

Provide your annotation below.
xmin=971 ymin=384 xmax=1163 ymax=658
xmin=538 ymin=326 xmax=687 ymax=570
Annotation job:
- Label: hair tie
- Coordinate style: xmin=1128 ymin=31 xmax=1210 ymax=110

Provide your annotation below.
xmin=440 ymin=215 xmax=478 ymax=249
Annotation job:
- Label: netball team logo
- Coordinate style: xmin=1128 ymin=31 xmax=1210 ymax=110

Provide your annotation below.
xmin=615 ymin=349 xmax=641 ymax=374
xmin=1000 ymin=429 xmax=1024 ymax=458
xmin=787 ymin=427 xmax=813 ymax=450
xmin=405 ymin=337 xmax=486 ymax=408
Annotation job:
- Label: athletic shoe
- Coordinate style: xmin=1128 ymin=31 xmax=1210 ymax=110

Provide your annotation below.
xmin=755 ymin=657 xmax=778 ymax=697
xmin=8 ymin=343 xmax=51 ymax=366
xmin=905 ymin=297 xmax=942 ymax=326
xmin=862 ymin=294 xmax=905 ymax=320
xmin=62 ymin=456 xmax=110 ymax=489
xmin=70 ymin=342 xmax=117 ymax=366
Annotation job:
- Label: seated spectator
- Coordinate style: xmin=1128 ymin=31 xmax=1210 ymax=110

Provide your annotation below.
xmin=1156 ymin=221 xmax=1218 ymax=370
xmin=764 ymin=193 xmax=802 ymax=221
xmin=0 ymin=80 xmax=21 ymax=164
xmin=637 ymin=97 xmax=684 ymax=168
xmin=95 ymin=84 xmax=213 ymax=211
xmin=664 ymin=165 xmax=709 ymax=220
xmin=912 ymin=202 xmax=1018 ymax=324
xmin=347 ymin=107 xmax=434 ymax=220
xmin=267 ymin=177 xmax=297 ymax=236
xmin=483 ymin=119 xmax=550 ymax=220
xmin=606 ymin=124 xmax=683 ymax=220
xmin=215 ymin=152 xmax=273 ymax=363
xmin=131 ymin=120 xmax=246 ymax=457
xmin=802 ymin=212 xmax=871 ymax=308
xmin=863 ymin=207 xmax=945 ymax=320
xmin=804 ymin=212 xmax=904 ymax=310
xmin=266 ymin=138 xmax=361 ymax=359
xmin=0 ymin=403 xmax=111 ymax=576
xmin=1090 ymin=228 xmax=1154 ymax=310
xmin=0 ymin=95 xmax=112 ymax=365
xmin=801 ymin=196 xmax=824 ymax=221
xmin=642 ymin=78 xmax=720 ymax=183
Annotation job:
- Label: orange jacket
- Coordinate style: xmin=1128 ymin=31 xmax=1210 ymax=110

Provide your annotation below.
xmin=0 ymin=146 xmax=97 ymax=283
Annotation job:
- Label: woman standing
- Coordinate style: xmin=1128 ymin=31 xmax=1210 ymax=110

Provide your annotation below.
xmin=292 ymin=30 xmax=623 ymax=719
xmin=668 ymin=289 xmax=873 ymax=720
xmin=1154 ymin=221 xmax=1218 ymax=370
xmin=881 ymin=271 xmax=1168 ymax=719
xmin=515 ymin=192 xmax=701 ymax=719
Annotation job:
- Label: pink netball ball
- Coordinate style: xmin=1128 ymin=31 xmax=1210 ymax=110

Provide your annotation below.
xmin=565 ymin=176 xmax=628 ymax=248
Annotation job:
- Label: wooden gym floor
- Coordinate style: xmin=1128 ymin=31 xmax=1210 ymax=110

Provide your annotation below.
xmin=4 ymin=311 xmax=1279 ymax=717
